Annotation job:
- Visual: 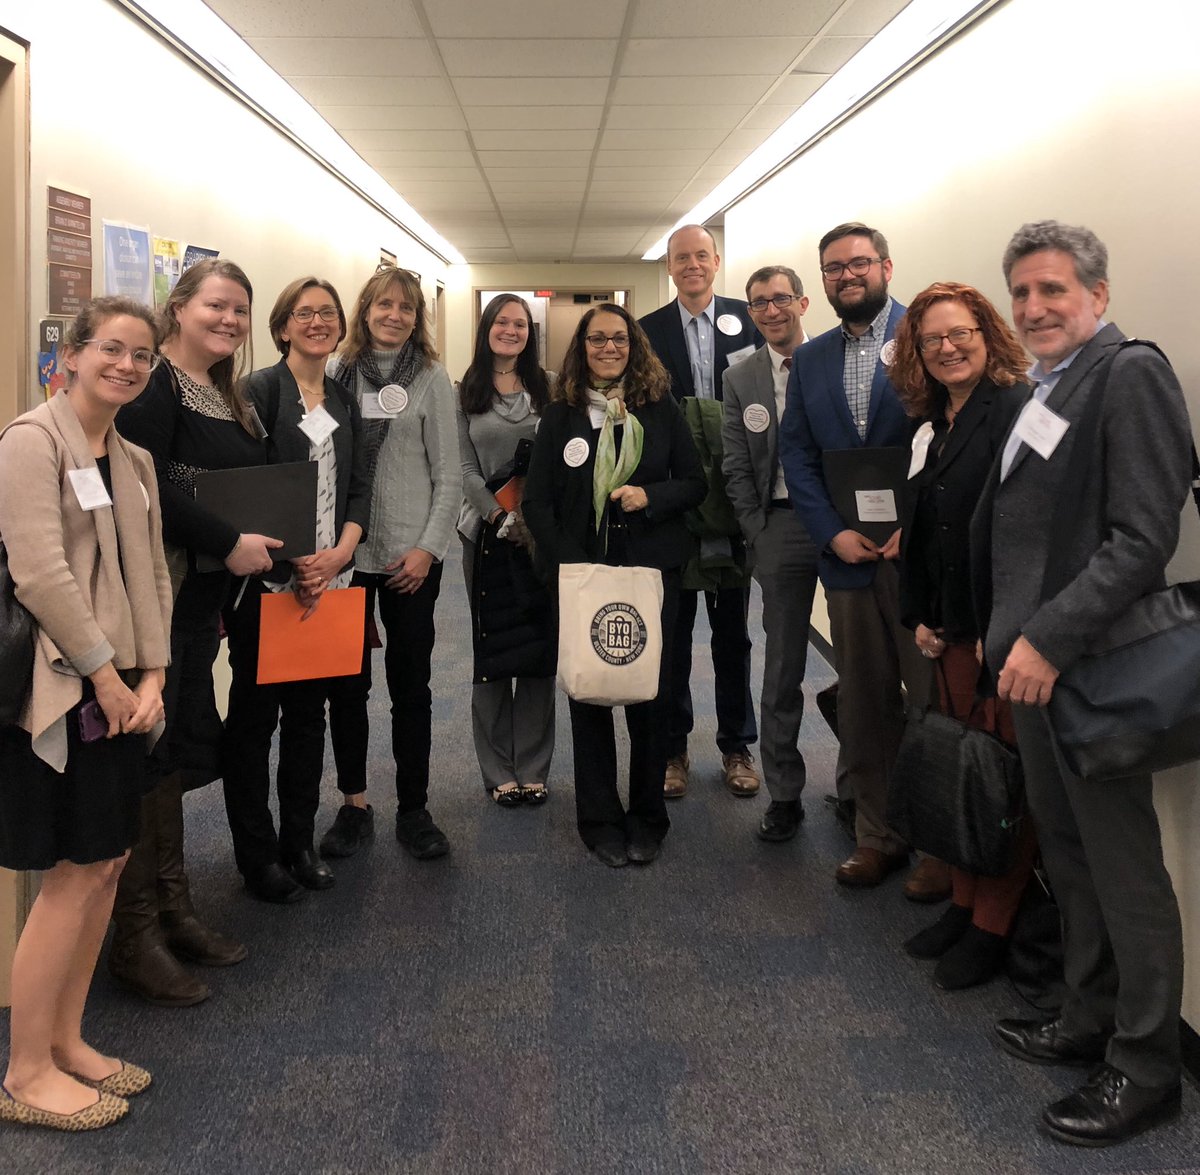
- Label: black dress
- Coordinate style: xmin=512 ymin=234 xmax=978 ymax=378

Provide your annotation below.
xmin=0 ymin=457 xmax=148 ymax=870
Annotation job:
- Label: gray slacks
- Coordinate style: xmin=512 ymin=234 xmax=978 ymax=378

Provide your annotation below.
xmin=1011 ymin=703 xmax=1182 ymax=1087
xmin=751 ymin=507 xmax=819 ymax=802
xmin=826 ymin=560 xmax=931 ymax=853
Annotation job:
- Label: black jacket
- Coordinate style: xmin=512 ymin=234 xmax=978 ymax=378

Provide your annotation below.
xmin=638 ymin=296 xmax=762 ymax=402
xmin=899 ymin=378 xmax=1024 ymax=641
xmin=523 ymin=394 xmax=705 ymax=576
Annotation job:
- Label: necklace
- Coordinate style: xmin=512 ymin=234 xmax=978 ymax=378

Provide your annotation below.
xmin=493 ymin=364 xmax=516 ymax=375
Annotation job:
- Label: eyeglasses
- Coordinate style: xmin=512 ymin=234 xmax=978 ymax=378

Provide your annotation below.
xmin=81 ymin=339 xmax=161 ymax=373
xmin=375 ymin=263 xmax=421 ymax=280
xmin=585 ymin=333 xmax=630 ymax=349
xmin=819 ymin=256 xmax=883 ymax=280
xmin=918 ymin=327 xmax=982 ymax=354
xmin=748 ymin=294 xmax=802 ymax=313
xmin=290 ymin=307 xmax=340 ymax=324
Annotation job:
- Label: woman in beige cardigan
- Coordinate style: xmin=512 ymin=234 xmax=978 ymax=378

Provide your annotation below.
xmin=0 ymin=297 xmax=172 ymax=1132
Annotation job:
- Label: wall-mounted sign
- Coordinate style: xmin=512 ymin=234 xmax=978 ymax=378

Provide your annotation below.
xmin=49 ymin=208 xmax=90 ymax=236
xmin=38 ymin=318 xmax=69 ymax=397
xmin=48 ymin=265 xmax=90 ymax=317
xmin=46 ymin=187 xmax=93 ymax=321
xmin=48 ymin=186 xmax=90 ymax=217
xmin=182 ymin=243 xmax=219 ymax=272
xmin=103 ymin=220 xmax=153 ymax=302
xmin=47 ymin=228 xmax=92 ymax=268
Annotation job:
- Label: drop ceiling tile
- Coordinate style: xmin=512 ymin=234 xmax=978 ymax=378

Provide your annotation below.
xmin=739 ymin=105 xmax=797 ymax=132
xmin=629 ymin=0 xmax=842 ymax=37
xmin=247 ymin=38 xmax=439 ymax=76
xmin=483 ymin=167 xmax=591 ymax=182
xmin=592 ymin=166 xmax=698 ymax=181
xmin=464 ymin=249 xmax=520 ymax=261
xmin=718 ymin=127 xmax=773 ymax=152
xmin=346 ymin=129 xmax=472 ymax=152
xmin=478 ymin=151 xmax=595 ymax=169
xmin=440 ymin=39 xmax=617 ymax=78
xmin=373 ymin=167 xmax=486 ymax=183
xmin=594 ymin=149 xmax=708 ymax=168
xmin=452 ymin=77 xmax=611 ymax=106
xmin=464 ymin=106 xmax=604 ymax=131
xmin=770 ymin=74 xmax=831 ymax=105
xmin=357 ymin=150 xmax=478 ymax=168
xmin=599 ymin=128 xmax=722 ymax=151
xmin=827 ymin=0 xmax=912 ymax=36
xmin=604 ymin=105 xmax=751 ymax=130
xmin=611 ymin=76 xmax=779 ymax=105
xmin=472 ymin=130 xmax=597 ymax=152
xmin=426 ymin=0 xmax=626 ymax=37
xmin=207 ymin=0 xmax=425 ymax=37
xmin=287 ymin=76 xmax=459 ymax=106
xmin=585 ymin=179 xmax=687 ymax=194
xmin=621 ymin=37 xmax=809 ymax=77
xmin=795 ymin=37 xmax=870 ymax=74
xmin=316 ymin=108 xmax=469 ymax=132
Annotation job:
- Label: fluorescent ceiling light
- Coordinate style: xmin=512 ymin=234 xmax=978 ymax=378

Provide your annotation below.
xmin=643 ymin=0 xmax=995 ymax=260
xmin=120 ymin=0 xmax=466 ymax=265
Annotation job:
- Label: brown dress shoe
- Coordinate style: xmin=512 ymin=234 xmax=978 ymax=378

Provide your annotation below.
xmin=664 ymin=754 xmax=689 ymax=799
xmin=903 ymin=856 xmax=952 ymax=904
xmin=721 ymin=750 xmax=760 ymax=796
xmin=835 ymin=846 xmax=909 ymax=887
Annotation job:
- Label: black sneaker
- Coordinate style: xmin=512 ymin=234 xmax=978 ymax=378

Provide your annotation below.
xmin=319 ymin=804 xmax=375 ymax=859
xmin=395 ymin=808 xmax=450 ymax=860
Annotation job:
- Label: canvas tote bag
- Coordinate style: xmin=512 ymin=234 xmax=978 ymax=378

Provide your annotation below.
xmin=556 ymin=563 xmax=663 ymax=706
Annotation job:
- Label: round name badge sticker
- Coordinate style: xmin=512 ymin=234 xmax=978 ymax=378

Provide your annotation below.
xmin=880 ymin=339 xmax=897 ymax=367
xmin=717 ymin=313 xmax=743 ymax=337
xmin=743 ymin=404 xmax=770 ymax=434
xmin=590 ymin=602 xmax=648 ymax=666
xmin=378 ymin=384 xmax=409 ymax=413
xmin=563 ymin=437 xmax=590 ymax=467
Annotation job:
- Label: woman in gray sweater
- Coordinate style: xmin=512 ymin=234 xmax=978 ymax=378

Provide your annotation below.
xmin=457 ymin=294 xmax=556 ymax=805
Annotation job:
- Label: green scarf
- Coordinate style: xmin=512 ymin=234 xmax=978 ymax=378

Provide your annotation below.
xmin=587 ymin=384 xmax=643 ymax=533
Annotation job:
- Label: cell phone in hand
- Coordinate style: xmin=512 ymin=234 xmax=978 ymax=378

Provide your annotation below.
xmin=78 ymin=699 xmax=109 ymax=743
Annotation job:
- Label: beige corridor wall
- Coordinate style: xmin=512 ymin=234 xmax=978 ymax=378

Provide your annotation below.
xmin=723 ymin=0 xmax=1200 ymax=1029
xmin=9 ymin=0 xmax=450 ymax=404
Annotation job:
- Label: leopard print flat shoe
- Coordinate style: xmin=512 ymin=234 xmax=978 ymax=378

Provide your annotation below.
xmin=69 ymin=1060 xmax=152 ymax=1098
xmin=0 ymin=1084 xmax=129 ymax=1131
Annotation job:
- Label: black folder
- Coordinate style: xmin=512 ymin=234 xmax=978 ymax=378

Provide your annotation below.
xmin=821 ymin=446 xmax=909 ymax=545
xmin=193 ymin=461 xmax=318 ymax=572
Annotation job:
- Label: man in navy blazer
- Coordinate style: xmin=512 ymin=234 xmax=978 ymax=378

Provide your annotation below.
xmin=779 ymin=222 xmax=941 ymax=896
xmin=640 ymin=225 xmax=764 ymax=800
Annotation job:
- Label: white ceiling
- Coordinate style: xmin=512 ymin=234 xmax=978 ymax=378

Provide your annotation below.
xmin=204 ymin=0 xmax=912 ymax=263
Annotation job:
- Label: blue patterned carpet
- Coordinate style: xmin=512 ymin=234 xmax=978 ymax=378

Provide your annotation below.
xmin=4 ymin=546 xmax=1199 ymax=1173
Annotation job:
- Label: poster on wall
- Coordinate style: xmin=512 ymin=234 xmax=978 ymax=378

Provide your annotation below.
xmin=182 ymin=244 xmax=219 ymax=272
xmin=102 ymin=220 xmax=153 ymax=302
xmin=153 ymin=237 xmax=182 ymax=307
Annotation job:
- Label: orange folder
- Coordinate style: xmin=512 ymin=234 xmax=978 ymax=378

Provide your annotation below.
xmin=256 ymin=587 xmax=366 ymax=684
xmin=494 ymin=475 xmax=524 ymax=513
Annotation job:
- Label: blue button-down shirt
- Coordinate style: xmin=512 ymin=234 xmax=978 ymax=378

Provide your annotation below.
xmin=841 ymin=297 xmax=892 ymax=439
xmin=678 ymin=298 xmax=716 ymax=401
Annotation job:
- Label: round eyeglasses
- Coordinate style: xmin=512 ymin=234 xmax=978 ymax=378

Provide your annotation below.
xmin=918 ymin=327 xmax=982 ymax=354
xmin=81 ymin=339 xmax=162 ymax=373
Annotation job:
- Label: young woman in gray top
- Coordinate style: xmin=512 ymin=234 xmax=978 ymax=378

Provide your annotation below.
xmin=319 ymin=267 xmax=460 ymax=860
xmin=457 ymin=294 xmax=556 ymax=805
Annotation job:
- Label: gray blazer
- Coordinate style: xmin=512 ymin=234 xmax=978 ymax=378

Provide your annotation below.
xmin=971 ymin=321 xmax=1192 ymax=678
xmin=720 ymin=344 xmax=782 ymax=545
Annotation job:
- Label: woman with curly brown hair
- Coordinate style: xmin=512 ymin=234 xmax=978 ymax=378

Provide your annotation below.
xmin=523 ymin=304 xmax=704 ymax=867
xmin=891 ymin=281 xmax=1037 ymax=990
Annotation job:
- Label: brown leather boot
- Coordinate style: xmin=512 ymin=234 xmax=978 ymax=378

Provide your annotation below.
xmin=109 ymin=782 xmax=210 ymax=1007
xmin=155 ymin=773 xmax=246 ymax=967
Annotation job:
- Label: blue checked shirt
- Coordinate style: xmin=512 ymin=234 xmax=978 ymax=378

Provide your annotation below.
xmin=841 ymin=297 xmax=892 ymax=439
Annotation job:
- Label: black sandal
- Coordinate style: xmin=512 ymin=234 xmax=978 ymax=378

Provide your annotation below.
xmin=493 ymin=783 xmax=523 ymax=807
xmin=519 ymin=783 xmax=548 ymax=806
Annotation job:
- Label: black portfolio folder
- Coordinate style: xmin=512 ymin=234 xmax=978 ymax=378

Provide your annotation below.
xmin=821 ymin=446 xmax=909 ymax=546
xmin=193 ymin=461 xmax=318 ymax=572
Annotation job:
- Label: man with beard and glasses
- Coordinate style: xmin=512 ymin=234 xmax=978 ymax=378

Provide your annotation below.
xmin=779 ymin=222 xmax=946 ymax=899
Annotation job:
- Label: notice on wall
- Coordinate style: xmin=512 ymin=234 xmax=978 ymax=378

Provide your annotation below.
xmin=182 ymin=243 xmax=219 ymax=272
xmin=46 ymin=186 xmax=93 ymax=318
xmin=48 ymin=264 xmax=91 ymax=318
xmin=153 ymin=237 xmax=182 ymax=307
xmin=103 ymin=221 xmax=153 ymax=302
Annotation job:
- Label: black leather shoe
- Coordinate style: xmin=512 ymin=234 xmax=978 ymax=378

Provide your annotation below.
xmin=319 ymin=804 xmax=374 ymax=858
xmin=1041 ymin=1064 xmax=1181 ymax=1147
xmin=593 ymin=841 xmax=628 ymax=868
xmin=395 ymin=809 xmax=450 ymax=860
xmin=756 ymin=800 xmax=804 ymax=843
xmin=626 ymin=834 xmax=660 ymax=865
xmin=993 ymin=1016 xmax=1108 ymax=1068
xmin=243 ymin=862 xmax=305 ymax=905
xmin=284 ymin=848 xmax=335 ymax=890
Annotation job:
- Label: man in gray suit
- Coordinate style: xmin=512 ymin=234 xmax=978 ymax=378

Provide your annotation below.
xmin=973 ymin=221 xmax=1190 ymax=1146
xmin=722 ymin=266 xmax=817 ymax=842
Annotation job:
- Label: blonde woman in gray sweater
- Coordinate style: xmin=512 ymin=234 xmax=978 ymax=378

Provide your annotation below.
xmin=320 ymin=267 xmax=460 ymax=860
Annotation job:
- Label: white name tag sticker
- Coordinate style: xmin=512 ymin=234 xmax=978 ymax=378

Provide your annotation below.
xmin=1013 ymin=398 xmax=1070 ymax=460
xmin=563 ymin=437 xmax=590 ymax=467
xmin=68 ymin=466 xmax=113 ymax=511
xmin=379 ymin=384 xmax=409 ymax=413
xmin=855 ymin=488 xmax=897 ymax=523
xmin=908 ymin=420 xmax=935 ymax=479
xmin=743 ymin=403 xmax=770 ymax=434
xmin=717 ymin=313 xmax=743 ymax=337
xmin=726 ymin=343 xmax=755 ymax=367
xmin=298 ymin=402 xmax=339 ymax=447
xmin=360 ymin=391 xmax=395 ymax=420
xmin=880 ymin=339 xmax=898 ymax=367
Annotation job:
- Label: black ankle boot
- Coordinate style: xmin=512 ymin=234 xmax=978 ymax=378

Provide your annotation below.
xmin=903 ymin=903 xmax=972 ymax=959
xmin=934 ymin=924 xmax=1008 ymax=990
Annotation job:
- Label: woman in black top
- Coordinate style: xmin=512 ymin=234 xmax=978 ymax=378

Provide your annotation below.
xmin=221 ymin=277 xmax=370 ymax=902
xmin=114 ymin=259 xmax=278 ymax=1007
xmin=892 ymin=282 xmax=1036 ymax=990
xmin=524 ymin=304 xmax=704 ymax=867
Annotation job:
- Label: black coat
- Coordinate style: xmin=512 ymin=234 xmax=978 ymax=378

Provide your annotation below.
xmin=638 ymin=296 xmax=762 ymax=402
xmin=899 ymin=378 xmax=1024 ymax=641
xmin=523 ymin=394 xmax=705 ymax=576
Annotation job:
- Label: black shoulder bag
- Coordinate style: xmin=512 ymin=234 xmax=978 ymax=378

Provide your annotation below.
xmin=0 ymin=539 xmax=35 ymax=725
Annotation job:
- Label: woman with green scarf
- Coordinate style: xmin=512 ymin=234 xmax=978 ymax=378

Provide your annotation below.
xmin=524 ymin=305 xmax=705 ymax=868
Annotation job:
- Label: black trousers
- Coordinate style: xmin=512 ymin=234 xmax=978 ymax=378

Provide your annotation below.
xmin=568 ymin=570 xmax=680 ymax=849
xmin=221 ymin=582 xmax=336 ymax=872
xmin=666 ymin=584 xmax=756 ymax=758
xmin=327 ymin=565 xmax=443 ymax=813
